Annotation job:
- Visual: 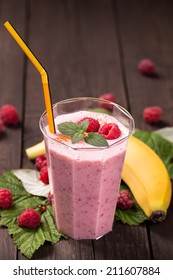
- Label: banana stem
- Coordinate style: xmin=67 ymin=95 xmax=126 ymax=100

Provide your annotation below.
xmin=150 ymin=211 xmax=166 ymax=222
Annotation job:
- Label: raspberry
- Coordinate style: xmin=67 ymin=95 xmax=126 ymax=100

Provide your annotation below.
xmin=98 ymin=123 xmax=121 ymax=140
xmin=78 ymin=117 xmax=100 ymax=132
xmin=18 ymin=208 xmax=41 ymax=228
xmin=138 ymin=59 xmax=156 ymax=76
xmin=39 ymin=204 xmax=47 ymax=212
xmin=0 ymin=188 xmax=13 ymax=209
xmin=143 ymin=106 xmax=163 ymax=124
xmin=99 ymin=93 xmax=115 ymax=110
xmin=0 ymin=104 xmax=19 ymax=126
xmin=0 ymin=119 xmax=4 ymax=134
xmin=35 ymin=154 xmax=47 ymax=170
xmin=39 ymin=166 xmax=49 ymax=184
xmin=117 ymin=189 xmax=134 ymax=210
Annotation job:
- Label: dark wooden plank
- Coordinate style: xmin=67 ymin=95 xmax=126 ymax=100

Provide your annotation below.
xmin=116 ymin=0 xmax=173 ymax=259
xmin=31 ymin=239 xmax=94 ymax=260
xmin=116 ymin=0 xmax=173 ymax=130
xmin=0 ymin=0 xmax=26 ymax=259
xmin=19 ymin=0 xmax=151 ymax=260
xmin=93 ymin=222 xmax=150 ymax=260
xmin=148 ymin=201 xmax=173 ymax=260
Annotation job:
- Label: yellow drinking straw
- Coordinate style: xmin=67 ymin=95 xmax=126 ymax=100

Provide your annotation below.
xmin=4 ymin=21 xmax=55 ymax=134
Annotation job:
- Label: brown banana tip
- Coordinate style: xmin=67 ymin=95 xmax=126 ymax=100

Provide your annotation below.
xmin=150 ymin=210 xmax=166 ymax=222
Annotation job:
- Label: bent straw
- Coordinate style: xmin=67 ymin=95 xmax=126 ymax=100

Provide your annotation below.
xmin=4 ymin=21 xmax=55 ymax=134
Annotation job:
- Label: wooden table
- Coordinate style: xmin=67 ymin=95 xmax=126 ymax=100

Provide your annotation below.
xmin=0 ymin=0 xmax=173 ymax=260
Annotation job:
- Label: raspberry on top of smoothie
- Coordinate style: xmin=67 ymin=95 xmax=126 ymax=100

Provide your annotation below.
xmin=78 ymin=117 xmax=100 ymax=132
xmin=98 ymin=123 xmax=121 ymax=140
xmin=56 ymin=112 xmax=122 ymax=148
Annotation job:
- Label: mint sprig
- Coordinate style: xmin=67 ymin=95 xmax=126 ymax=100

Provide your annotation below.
xmin=58 ymin=120 xmax=108 ymax=147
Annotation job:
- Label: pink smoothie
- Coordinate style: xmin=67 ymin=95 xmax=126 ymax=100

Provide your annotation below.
xmin=44 ymin=111 xmax=129 ymax=239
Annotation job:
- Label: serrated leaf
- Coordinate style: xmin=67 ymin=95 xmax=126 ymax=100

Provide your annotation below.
xmin=115 ymin=208 xmax=147 ymax=225
xmin=8 ymin=225 xmax=46 ymax=259
xmin=0 ymin=171 xmax=63 ymax=259
xmin=58 ymin=121 xmax=79 ymax=136
xmin=0 ymin=171 xmax=28 ymax=196
xmin=84 ymin=132 xmax=108 ymax=147
xmin=72 ymin=132 xmax=84 ymax=144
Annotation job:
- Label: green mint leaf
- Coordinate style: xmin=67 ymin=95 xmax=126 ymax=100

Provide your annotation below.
xmin=84 ymin=132 xmax=108 ymax=147
xmin=78 ymin=119 xmax=89 ymax=132
xmin=72 ymin=132 xmax=84 ymax=144
xmin=115 ymin=184 xmax=148 ymax=225
xmin=0 ymin=171 xmax=63 ymax=259
xmin=58 ymin=122 xmax=79 ymax=136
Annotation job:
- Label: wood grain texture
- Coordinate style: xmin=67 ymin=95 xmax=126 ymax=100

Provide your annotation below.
xmin=116 ymin=0 xmax=173 ymax=259
xmin=93 ymin=222 xmax=150 ymax=260
xmin=0 ymin=0 xmax=26 ymax=260
xmin=0 ymin=0 xmax=173 ymax=260
xmin=116 ymin=0 xmax=173 ymax=129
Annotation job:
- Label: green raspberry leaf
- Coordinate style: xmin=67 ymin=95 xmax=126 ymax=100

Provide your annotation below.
xmin=57 ymin=121 xmax=79 ymax=136
xmin=115 ymin=207 xmax=147 ymax=225
xmin=84 ymin=132 xmax=108 ymax=147
xmin=0 ymin=171 xmax=63 ymax=259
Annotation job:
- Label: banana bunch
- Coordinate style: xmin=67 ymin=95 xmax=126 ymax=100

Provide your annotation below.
xmin=122 ymin=136 xmax=172 ymax=222
xmin=26 ymin=135 xmax=172 ymax=222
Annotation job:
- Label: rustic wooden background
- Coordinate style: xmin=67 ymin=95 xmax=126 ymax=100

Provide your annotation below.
xmin=0 ymin=0 xmax=173 ymax=260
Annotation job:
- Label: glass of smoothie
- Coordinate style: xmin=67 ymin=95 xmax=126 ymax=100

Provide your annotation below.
xmin=39 ymin=97 xmax=134 ymax=240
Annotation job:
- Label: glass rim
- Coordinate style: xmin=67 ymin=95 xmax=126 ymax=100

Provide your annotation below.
xmin=39 ymin=97 xmax=135 ymax=151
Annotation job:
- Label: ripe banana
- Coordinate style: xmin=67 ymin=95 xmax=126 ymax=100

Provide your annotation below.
xmin=122 ymin=136 xmax=172 ymax=222
xmin=25 ymin=140 xmax=45 ymax=160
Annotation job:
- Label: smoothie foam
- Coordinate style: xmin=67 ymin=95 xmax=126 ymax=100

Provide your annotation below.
xmin=44 ymin=111 xmax=128 ymax=239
